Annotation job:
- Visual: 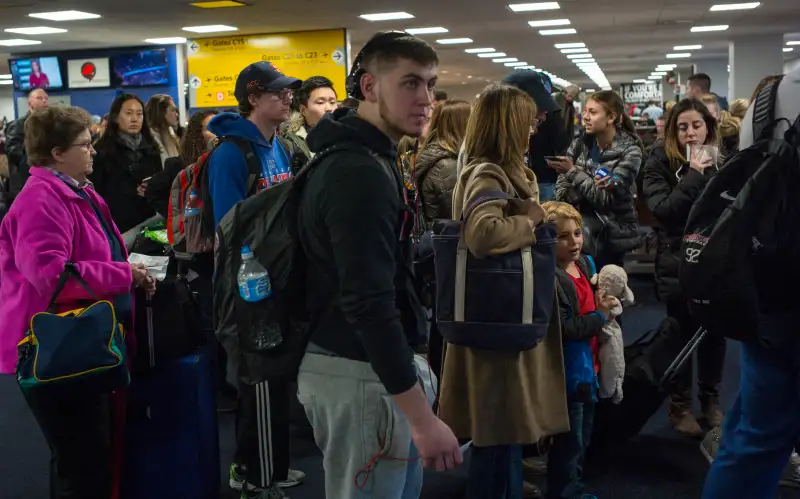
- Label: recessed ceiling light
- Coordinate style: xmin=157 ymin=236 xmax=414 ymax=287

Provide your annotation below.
xmin=787 ymin=41 xmax=800 ymax=46
xmin=691 ymin=25 xmax=729 ymax=32
xmin=521 ymin=65 xmax=537 ymax=69
xmin=182 ymin=24 xmax=238 ymax=33
xmin=5 ymin=27 xmax=67 ymax=35
xmin=190 ymin=0 xmax=247 ymax=7
xmin=506 ymin=62 xmax=528 ymax=66
xmin=651 ymin=71 xmax=667 ymax=75
xmin=508 ymin=2 xmax=560 ymax=12
xmin=467 ymin=75 xmax=473 ymax=78
xmin=633 ymin=79 xmax=647 ymax=83
xmin=0 ymin=80 xmax=12 ymax=85
xmin=710 ymin=2 xmax=760 ymax=11
xmin=784 ymin=47 xmax=794 ymax=52
xmin=493 ymin=57 xmax=518 ymax=63
xmin=585 ymin=88 xmax=596 ymax=92
xmin=436 ymin=38 xmax=473 ymax=44
xmin=359 ymin=12 xmax=414 ymax=21
xmin=657 ymin=64 xmax=677 ymax=69
xmin=29 ymin=10 xmax=100 ymax=21
xmin=0 ymin=74 xmax=12 ymax=79
xmin=567 ymin=54 xmax=593 ymax=59
xmin=145 ymin=37 xmax=188 ymax=44
xmin=405 ymin=27 xmax=448 ymax=35
xmin=477 ymin=52 xmax=506 ymax=58
xmin=666 ymin=52 xmax=692 ymax=58
xmin=574 ymin=58 xmax=595 ymax=63
xmin=561 ymin=47 xmax=588 ymax=53
xmin=0 ymin=39 xmax=42 ymax=46
xmin=674 ymin=45 xmax=702 ymax=50
xmin=539 ymin=28 xmax=577 ymax=35
xmin=528 ymin=19 xmax=570 ymax=27
xmin=648 ymin=75 xmax=662 ymax=80
xmin=465 ymin=47 xmax=495 ymax=53
xmin=555 ymin=42 xmax=585 ymax=48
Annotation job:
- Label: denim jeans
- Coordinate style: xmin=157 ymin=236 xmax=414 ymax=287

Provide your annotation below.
xmin=466 ymin=444 xmax=523 ymax=499
xmin=547 ymin=400 xmax=595 ymax=499
xmin=538 ymin=182 xmax=557 ymax=202
xmin=702 ymin=313 xmax=800 ymax=499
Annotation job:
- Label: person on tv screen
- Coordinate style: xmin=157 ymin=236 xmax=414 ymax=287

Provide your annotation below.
xmin=28 ymin=60 xmax=49 ymax=90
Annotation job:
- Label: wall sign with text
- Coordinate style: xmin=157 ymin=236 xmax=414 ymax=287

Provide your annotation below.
xmin=187 ymin=29 xmax=347 ymax=108
xmin=67 ymin=58 xmax=111 ymax=89
xmin=620 ymin=82 xmax=663 ymax=105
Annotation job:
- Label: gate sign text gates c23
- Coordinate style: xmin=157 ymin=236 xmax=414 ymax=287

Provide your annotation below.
xmin=187 ymin=29 xmax=347 ymax=108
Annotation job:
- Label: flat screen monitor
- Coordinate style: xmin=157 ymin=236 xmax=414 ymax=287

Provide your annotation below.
xmin=111 ymin=49 xmax=170 ymax=87
xmin=9 ymin=56 xmax=64 ymax=91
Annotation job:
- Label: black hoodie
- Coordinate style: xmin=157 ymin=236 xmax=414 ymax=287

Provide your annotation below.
xmin=297 ymin=108 xmax=426 ymax=395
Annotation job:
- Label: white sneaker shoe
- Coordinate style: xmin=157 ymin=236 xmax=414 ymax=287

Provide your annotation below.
xmin=780 ymin=452 xmax=800 ymax=489
xmin=276 ymin=469 xmax=306 ymax=489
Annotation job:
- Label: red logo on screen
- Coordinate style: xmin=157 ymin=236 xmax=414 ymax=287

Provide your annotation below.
xmin=80 ymin=62 xmax=97 ymax=81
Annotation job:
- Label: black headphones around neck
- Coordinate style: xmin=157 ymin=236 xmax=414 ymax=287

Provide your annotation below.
xmin=346 ymin=31 xmax=409 ymax=101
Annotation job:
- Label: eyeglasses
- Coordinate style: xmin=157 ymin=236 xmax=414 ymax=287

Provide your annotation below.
xmin=71 ymin=141 xmax=95 ymax=151
xmin=267 ymin=89 xmax=294 ymax=101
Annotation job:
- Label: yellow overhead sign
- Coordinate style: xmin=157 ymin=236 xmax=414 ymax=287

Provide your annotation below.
xmin=187 ymin=29 xmax=348 ymax=108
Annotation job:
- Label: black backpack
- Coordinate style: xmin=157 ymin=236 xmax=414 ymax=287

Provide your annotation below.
xmin=679 ymin=76 xmax=800 ymax=343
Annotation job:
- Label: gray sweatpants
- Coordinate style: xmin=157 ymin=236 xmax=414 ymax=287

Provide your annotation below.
xmin=297 ymin=353 xmax=435 ymax=499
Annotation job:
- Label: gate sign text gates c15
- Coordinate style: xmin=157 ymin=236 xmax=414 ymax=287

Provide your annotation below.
xmin=188 ymin=29 xmax=347 ymax=108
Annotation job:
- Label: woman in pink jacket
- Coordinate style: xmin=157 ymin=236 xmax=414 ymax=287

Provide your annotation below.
xmin=0 ymin=105 xmax=155 ymax=499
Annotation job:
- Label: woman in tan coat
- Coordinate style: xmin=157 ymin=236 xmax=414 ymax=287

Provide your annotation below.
xmin=438 ymin=83 xmax=570 ymax=499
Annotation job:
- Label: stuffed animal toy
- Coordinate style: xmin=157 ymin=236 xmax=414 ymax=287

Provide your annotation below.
xmin=590 ymin=264 xmax=634 ymax=404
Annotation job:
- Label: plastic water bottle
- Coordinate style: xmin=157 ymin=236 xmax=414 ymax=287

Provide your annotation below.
xmin=184 ymin=189 xmax=201 ymax=216
xmin=237 ymin=246 xmax=281 ymax=350
xmin=238 ymin=245 xmax=271 ymax=301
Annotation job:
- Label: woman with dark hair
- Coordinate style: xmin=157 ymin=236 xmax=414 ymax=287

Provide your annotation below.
xmin=145 ymin=94 xmax=181 ymax=164
xmin=551 ymin=90 xmax=644 ymax=269
xmin=643 ymin=98 xmax=726 ymax=437
xmin=145 ymin=109 xmax=219 ymax=217
xmin=91 ymin=93 xmax=163 ymax=232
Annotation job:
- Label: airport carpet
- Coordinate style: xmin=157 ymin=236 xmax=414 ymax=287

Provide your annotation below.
xmin=2 ymin=275 xmax=799 ymax=499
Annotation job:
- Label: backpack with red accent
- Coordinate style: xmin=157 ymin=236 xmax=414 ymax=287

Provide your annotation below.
xmin=679 ymin=76 xmax=800 ymax=343
xmin=166 ymin=137 xmax=261 ymax=256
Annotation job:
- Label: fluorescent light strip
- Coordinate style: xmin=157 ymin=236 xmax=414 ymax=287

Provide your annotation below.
xmin=561 ymin=47 xmax=588 ymax=53
xmin=477 ymin=52 xmax=506 ymax=58
xmin=710 ymin=2 xmax=760 ymax=11
xmin=436 ymin=38 xmax=473 ymax=44
xmin=528 ymin=19 xmax=570 ymax=27
xmin=633 ymin=79 xmax=647 ymax=83
xmin=567 ymin=54 xmax=593 ymax=59
xmin=493 ymin=57 xmax=518 ymax=63
xmin=5 ymin=27 xmax=67 ymax=35
xmin=359 ymin=12 xmax=414 ymax=21
xmin=786 ymin=41 xmax=800 ymax=46
xmin=555 ymin=42 xmax=585 ymax=48
xmin=508 ymin=2 xmax=561 ymax=12
xmin=648 ymin=75 xmax=662 ymax=79
xmin=182 ymin=24 xmax=237 ymax=32
xmin=651 ymin=71 xmax=667 ymax=75
xmin=405 ymin=27 xmax=448 ymax=35
xmin=674 ymin=45 xmax=702 ymax=50
xmin=574 ymin=59 xmax=595 ymax=63
xmin=28 ymin=10 xmax=100 ymax=21
xmin=0 ymin=39 xmax=42 ymax=46
xmin=0 ymin=80 xmax=12 ymax=85
xmin=465 ymin=47 xmax=495 ymax=53
xmin=666 ymin=52 xmax=692 ymax=58
xmin=691 ymin=25 xmax=729 ymax=32
xmin=539 ymin=28 xmax=577 ymax=35
xmin=145 ymin=37 xmax=188 ymax=44
xmin=506 ymin=62 xmax=527 ymax=66
xmin=784 ymin=48 xmax=794 ymax=52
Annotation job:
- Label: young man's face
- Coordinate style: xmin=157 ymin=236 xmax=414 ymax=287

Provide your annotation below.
xmin=250 ymin=88 xmax=293 ymax=126
xmin=372 ymin=57 xmax=437 ymax=138
xmin=555 ymin=218 xmax=583 ymax=266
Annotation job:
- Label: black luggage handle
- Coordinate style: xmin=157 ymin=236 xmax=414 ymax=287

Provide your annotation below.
xmin=659 ymin=326 xmax=708 ymax=389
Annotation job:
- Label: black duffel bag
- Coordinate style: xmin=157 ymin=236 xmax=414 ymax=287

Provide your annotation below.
xmin=431 ymin=189 xmax=557 ymax=352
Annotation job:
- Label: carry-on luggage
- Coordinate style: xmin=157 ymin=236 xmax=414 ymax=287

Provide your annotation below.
xmin=591 ymin=318 xmax=708 ymax=448
xmin=122 ymin=294 xmax=220 ymax=499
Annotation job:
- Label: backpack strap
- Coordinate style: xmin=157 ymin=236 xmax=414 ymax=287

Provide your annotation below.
xmin=752 ymin=75 xmax=785 ymax=142
xmin=214 ymin=137 xmax=262 ymax=195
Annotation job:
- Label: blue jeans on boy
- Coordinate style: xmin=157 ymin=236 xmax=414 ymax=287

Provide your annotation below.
xmin=702 ymin=312 xmax=800 ymax=499
xmin=547 ymin=400 xmax=595 ymax=499
xmin=466 ymin=444 xmax=523 ymax=499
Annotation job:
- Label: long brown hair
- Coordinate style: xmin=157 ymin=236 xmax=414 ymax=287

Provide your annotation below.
xmin=587 ymin=90 xmax=638 ymax=138
xmin=420 ymin=100 xmax=471 ymax=155
xmin=180 ymin=110 xmax=218 ymax=165
xmin=145 ymin=94 xmax=179 ymax=153
xmin=664 ymin=98 xmax=719 ymax=169
xmin=463 ymin=84 xmax=536 ymax=172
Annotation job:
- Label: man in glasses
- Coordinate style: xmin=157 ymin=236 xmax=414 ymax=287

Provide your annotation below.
xmin=207 ymin=61 xmax=306 ymax=499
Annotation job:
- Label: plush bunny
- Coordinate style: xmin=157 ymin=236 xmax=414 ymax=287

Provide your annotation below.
xmin=590 ymin=264 xmax=634 ymax=404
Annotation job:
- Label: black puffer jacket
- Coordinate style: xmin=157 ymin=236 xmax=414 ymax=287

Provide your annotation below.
xmin=555 ymin=130 xmax=644 ymax=256
xmin=5 ymin=115 xmax=28 ymax=199
xmin=642 ymin=145 xmax=711 ymax=302
xmin=415 ymin=143 xmax=457 ymax=225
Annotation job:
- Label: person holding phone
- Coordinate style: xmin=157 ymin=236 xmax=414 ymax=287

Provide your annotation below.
xmin=642 ymin=98 xmax=726 ymax=438
xmin=90 ymin=94 xmax=162 ymax=232
xmin=550 ymin=90 xmax=644 ymax=270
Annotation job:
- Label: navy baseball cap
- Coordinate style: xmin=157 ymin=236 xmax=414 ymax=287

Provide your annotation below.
xmin=234 ymin=61 xmax=302 ymax=103
xmin=502 ymin=70 xmax=559 ymax=113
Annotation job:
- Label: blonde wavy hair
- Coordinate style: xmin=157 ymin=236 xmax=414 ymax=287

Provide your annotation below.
xmin=729 ymin=98 xmax=749 ymax=120
xmin=542 ymin=201 xmax=582 ymax=229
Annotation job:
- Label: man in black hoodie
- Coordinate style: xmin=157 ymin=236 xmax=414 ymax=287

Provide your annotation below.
xmin=296 ymin=31 xmax=462 ymax=497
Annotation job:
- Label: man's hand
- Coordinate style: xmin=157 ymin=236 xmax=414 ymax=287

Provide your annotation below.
xmin=410 ymin=416 xmax=464 ymax=471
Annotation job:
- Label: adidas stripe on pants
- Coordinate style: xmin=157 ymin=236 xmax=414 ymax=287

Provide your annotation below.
xmin=235 ymin=380 xmax=291 ymax=488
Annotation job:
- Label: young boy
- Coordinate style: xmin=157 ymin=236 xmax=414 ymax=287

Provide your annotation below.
xmin=543 ymin=201 xmax=617 ymax=499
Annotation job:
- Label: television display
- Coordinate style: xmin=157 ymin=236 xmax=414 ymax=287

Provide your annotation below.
xmin=9 ymin=56 xmax=64 ymax=91
xmin=111 ymin=49 xmax=170 ymax=87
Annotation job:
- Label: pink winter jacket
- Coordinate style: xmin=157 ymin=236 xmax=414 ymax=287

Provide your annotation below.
xmin=0 ymin=168 xmax=134 ymax=374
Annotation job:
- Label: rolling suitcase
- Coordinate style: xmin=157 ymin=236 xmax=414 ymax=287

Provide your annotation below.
xmin=122 ymin=293 xmax=220 ymax=499
xmin=591 ymin=318 xmax=709 ymax=449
